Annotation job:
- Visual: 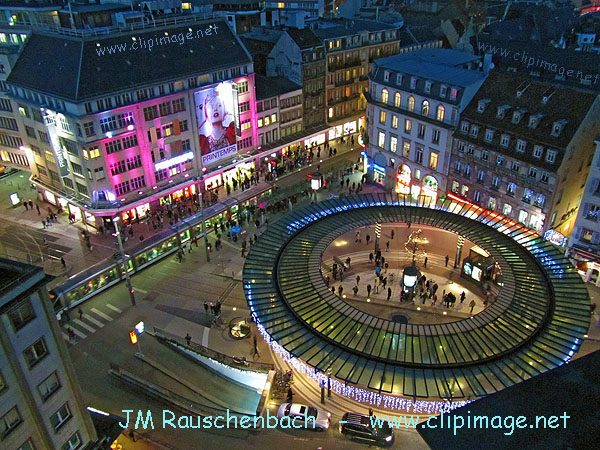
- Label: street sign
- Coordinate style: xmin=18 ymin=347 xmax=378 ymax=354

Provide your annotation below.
xmin=134 ymin=321 xmax=145 ymax=335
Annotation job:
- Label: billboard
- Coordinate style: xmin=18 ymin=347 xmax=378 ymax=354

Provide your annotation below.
xmin=46 ymin=116 xmax=70 ymax=178
xmin=195 ymin=82 xmax=238 ymax=166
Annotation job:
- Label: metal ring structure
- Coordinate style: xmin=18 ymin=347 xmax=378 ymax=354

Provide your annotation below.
xmin=243 ymin=193 xmax=590 ymax=400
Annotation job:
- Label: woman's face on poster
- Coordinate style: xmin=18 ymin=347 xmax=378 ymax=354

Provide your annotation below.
xmin=207 ymin=96 xmax=225 ymax=124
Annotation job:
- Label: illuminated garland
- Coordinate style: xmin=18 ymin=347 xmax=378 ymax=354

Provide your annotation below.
xmin=255 ymin=322 xmax=471 ymax=415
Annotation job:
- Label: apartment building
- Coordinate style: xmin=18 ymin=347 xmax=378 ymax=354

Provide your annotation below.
xmin=364 ymin=49 xmax=487 ymax=204
xmin=255 ymin=74 xmax=303 ymax=148
xmin=6 ymin=18 xmax=257 ymax=229
xmin=450 ymin=71 xmax=600 ymax=233
xmin=0 ymin=259 xmax=97 ymax=450
xmin=311 ymin=18 xmax=402 ymax=125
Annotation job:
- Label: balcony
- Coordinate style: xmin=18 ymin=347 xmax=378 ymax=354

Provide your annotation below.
xmin=328 ymin=58 xmax=362 ymax=72
xmin=335 ymin=78 xmax=355 ymax=88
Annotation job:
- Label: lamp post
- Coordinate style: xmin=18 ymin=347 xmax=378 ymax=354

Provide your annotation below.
xmin=112 ymin=216 xmax=136 ymax=306
xmin=198 ymin=177 xmax=210 ymax=262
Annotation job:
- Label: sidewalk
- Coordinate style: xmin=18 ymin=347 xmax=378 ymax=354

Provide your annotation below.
xmin=0 ymin=142 xmax=360 ymax=280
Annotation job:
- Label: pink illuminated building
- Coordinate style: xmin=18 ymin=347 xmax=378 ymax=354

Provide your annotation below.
xmin=6 ymin=17 xmax=257 ymax=228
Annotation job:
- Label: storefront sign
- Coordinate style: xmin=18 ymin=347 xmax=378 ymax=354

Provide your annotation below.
xmin=155 ymin=151 xmax=194 ymax=171
xmin=373 ymin=163 xmax=386 ymax=173
xmin=304 ymin=133 xmax=326 ymax=147
xmin=328 ymin=125 xmax=343 ymax=140
xmin=343 ymin=120 xmax=357 ymax=135
xmin=201 ymin=144 xmax=237 ymax=165
xmin=544 ymin=229 xmax=568 ymax=247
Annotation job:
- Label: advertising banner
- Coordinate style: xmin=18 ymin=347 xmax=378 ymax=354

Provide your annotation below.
xmin=195 ymin=82 xmax=238 ymax=166
xmin=46 ymin=118 xmax=70 ymax=178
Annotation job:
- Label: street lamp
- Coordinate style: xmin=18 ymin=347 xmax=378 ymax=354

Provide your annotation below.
xmin=112 ymin=216 xmax=136 ymax=306
xmin=198 ymin=176 xmax=210 ymax=262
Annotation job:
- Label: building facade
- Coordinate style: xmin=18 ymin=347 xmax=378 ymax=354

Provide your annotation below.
xmin=6 ymin=18 xmax=258 ymax=228
xmin=364 ymin=49 xmax=487 ymax=204
xmin=0 ymin=259 xmax=97 ymax=450
xmin=450 ymin=71 xmax=600 ymax=233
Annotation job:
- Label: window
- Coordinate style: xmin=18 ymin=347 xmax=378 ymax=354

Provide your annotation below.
xmin=404 ymin=119 xmax=412 ymax=133
xmin=62 ymin=432 xmax=81 ymax=450
xmin=421 ymin=100 xmax=429 ymax=116
xmin=477 ymin=170 xmax=485 ymax=182
xmin=182 ymin=139 xmax=191 ymax=151
xmin=171 ymin=98 xmax=185 ymax=113
xmin=497 ymin=106 xmax=506 ymax=119
xmin=522 ymin=188 xmax=533 ymax=203
xmin=126 ymin=155 xmax=142 ymax=170
xmin=450 ymin=88 xmax=458 ymax=100
xmin=131 ymin=175 xmax=146 ymax=190
xmin=586 ymin=205 xmax=600 ymax=221
xmin=546 ymin=149 xmax=557 ymax=163
xmin=83 ymin=122 xmax=95 ymax=137
xmin=23 ymin=338 xmax=48 ymax=368
xmin=71 ymin=162 xmax=83 ymax=176
xmin=436 ymin=105 xmax=445 ymax=121
xmin=391 ymin=115 xmax=398 ymax=129
xmin=534 ymin=193 xmax=545 ymax=208
xmin=63 ymin=178 xmax=74 ymax=189
xmin=8 ymin=300 xmax=36 ymax=331
xmin=516 ymin=139 xmax=526 ymax=152
xmin=551 ymin=121 xmax=563 ymax=137
xmin=528 ymin=167 xmax=538 ymax=178
xmin=432 ymin=129 xmax=440 ymax=145
xmin=410 ymin=77 xmax=417 ymax=89
xmin=38 ymin=372 xmax=61 ymax=401
xmin=159 ymin=102 xmax=172 ymax=117
xmin=407 ymin=96 xmax=415 ymax=111
xmin=76 ymin=183 xmax=88 ymax=196
xmin=497 ymin=155 xmax=504 ymax=166
xmin=429 ymin=151 xmax=438 ymax=170
xmin=110 ymin=160 xmax=126 ymax=175
xmin=396 ymin=74 xmax=403 ymax=85
xmin=105 ymin=140 xmax=123 ymax=154
xmin=402 ymin=141 xmax=410 ymax=157
xmin=512 ymin=111 xmax=521 ymax=124
xmin=464 ymin=165 xmax=471 ymax=178
xmin=383 ymin=133 xmax=395 ymax=153
xmin=511 ymin=161 xmax=520 ymax=172
xmin=239 ymin=101 xmax=250 ymax=113
xmin=383 ymin=71 xmax=390 ymax=82
xmin=415 ymin=146 xmax=423 ymax=164
xmin=394 ymin=92 xmax=401 ymax=107
xmin=425 ymin=81 xmax=432 ymax=93
xmin=378 ymin=131 xmax=385 ymax=148
xmin=50 ymin=403 xmax=71 ymax=431
xmin=381 ymin=88 xmax=389 ymax=103
xmin=540 ymin=172 xmax=549 ymax=184
xmin=491 ymin=176 xmax=500 ymax=189
xmin=38 ymin=131 xmax=50 ymax=143
xmin=461 ymin=184 xmax=469 ymax=196
xmin=379 ymin=110 xmax=386 ymax=124
xmin=469 ymin=125 xmax=479 ymax=137
xmin=488 ymin=197 xmax=497 ymax=210
xmin=94 ymin=167 xmax=105 ymax=181
xmin=1 ymin=407 xmax=21 ymax=438
xmin=581 ymin=228 xmax=594 ymax=243
xmin=533 ymin=145 xmax=543 ymax=158
xmin=117 ymin=112 xmax=134 ymax=128
xmin=59 ymin=117 xmax=72 ymax=133
xmin=417 ymin=124 xmax=426 ymax=139
xmin=237 ymin=81 xmax=249 ymax=93
xmin=507 ymin=182 xmax=517 ymax=196
xmin=460 ymin=121 xmax=469 ymax=133
xmin=451 ymin=180 xmax=459 ymax=193
xmin=474 ymin=191 xmax=481 ymax=203
xmin=484 ymin=129 xmax=494 ymax=142
xmin=143 ymin=106 xmax=158 ymax=121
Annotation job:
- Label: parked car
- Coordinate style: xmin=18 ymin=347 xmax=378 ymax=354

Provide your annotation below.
xmin=276 ymin=403 xmax=331 ymax=431
xmin=339 ymin=412 xmax=394 ymax=446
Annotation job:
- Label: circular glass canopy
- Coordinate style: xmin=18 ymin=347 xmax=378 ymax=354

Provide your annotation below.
xmin=243 ymin=193 xmax=590 ymax=400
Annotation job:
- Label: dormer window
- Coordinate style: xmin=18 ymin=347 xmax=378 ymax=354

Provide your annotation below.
xmin=551 ymin=120 xmax=566 ymax=137
xmin=384 ymin=70 xmax=390 ymax=82
xmin=450 ymin=88 xmax=458 ymax=100
xmin=497 ymin=105 xmax=509 ymax=119
xmin=529 ymin=115 xmax=539 ymax=128
xmin=512 ymin=111 xmax=521 ymax=124
xmin=410 ymin=77 xmax=417 ymax=89
xmin=477 ymin=99 xmax=490 ymax=113
xmin=396 ymin=74 xmax=403 ymax=85
xmin=425 ymin=81 xmax=432 ymax=93
xmin=470 ymin=125 xmax=479 ymax=137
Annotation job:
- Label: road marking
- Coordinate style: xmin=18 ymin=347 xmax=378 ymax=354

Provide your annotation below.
xmin=91 ymin=308 xmax=113 ymax=321
xmin=85 ymin=315 xmax=104 ymax=328
xmin=73 ymin=318 xmax=95 ymax=333
xmin=202 ymin=327 xmax=210 ymax=347
xmin=62 ymin=332 xmax=70 ymax=341
xmin=67 ymin=326 xmax=86 ymax=339
xmin=106 ymin=304 xmax=123 ymax=313
xmin=134 ymin=288 xmax=148 ymax=294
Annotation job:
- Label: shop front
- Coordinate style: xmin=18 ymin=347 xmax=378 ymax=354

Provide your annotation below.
xmin=395 ymin=164 xmax=411 ymax=195
xmin=304 ymin=133 xmax=326 ymax=148
xmin=373 ymin=163 xmax=386 ymax=186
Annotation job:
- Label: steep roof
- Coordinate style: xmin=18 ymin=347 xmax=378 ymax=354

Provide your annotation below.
xmin=311 ymin=18 xmax=399 ymax=40
xmin=7 ymin=19 xmax=252 ymax=101
xmin=285 ymin=27 xmax=322 ymax=50
xmin=255 ymin=74 xmax=301 ymax=100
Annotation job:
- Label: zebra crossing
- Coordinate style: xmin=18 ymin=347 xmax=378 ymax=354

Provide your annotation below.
xmin=62 ymin=304 xmax=121 ymax=344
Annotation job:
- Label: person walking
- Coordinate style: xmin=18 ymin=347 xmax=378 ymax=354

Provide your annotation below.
xmin=369 ymin=252 xmax=374 ymax=263
xmin=356 ymin=275 xmax=360 ymax=286
xmin=391 ymin=229 xmax=395 ymax=240
xmin=367 ymin=284 xmax=372 ymax=297
xmin=387 ymin=287 xmax=392 ymax=301
xmin=185 ymin=333 xmax=191 ymax=346
xmin=204 ymin=302 xmax=209 ymax=314
xmin=445 ymin=255 xmax=449 ymax=267
xmin=424 ymin=256 xmax=428 ymax=268
xmin=78 ymin=307 xmax=83 ymax=320
xmin=460 ymin=291 xmax=466 ymax=303
xmin=338 ymin=285 xmax=344 ymax=297
xmin=287 ymin=387 xmax=294 ymax=403
xmin=469 ymin=299 xmax=476 ymax=314
xmin=41 ymin=219 xmax=46 ymax=229
xmin=60 ymin=257 xmax=66 ymax=269
xmin=366 ymin=234 xmax=370 ymax=245
xmin=353 ymin=285 xmax=359 ymax=296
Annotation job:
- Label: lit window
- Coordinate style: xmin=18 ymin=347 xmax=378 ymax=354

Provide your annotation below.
xmin=436 ymin=105 xmax=445 ymax=121
xmin=378 ymin=131 xmax=385 ymax=148
xmin=379 ymin=110 xmax=386 ymax=124
xmin=182 ymin=2 xmax=192 ymax=9
xmin=257 ymin=119 xmax=263 ymax=128
xmin=264 ymin=117 xmax=270 ymax=126
xmin=408 ymin=96 xmax=415 ymax=111
xmin=381 ymin=88 xmax=389 ymax=103
xmin=390 ymin=136 xmax=398 ymax=153
xmin=394 ymin=92 xmax=401 ymax=107
xmin=429 ymin=151 xmax=438 ymax=170
xmin=328 ymin=108 xmax=333 ymax=118
xmin=82 ymin=149 xmax=89 ymax=160
xmin=392 ymin=115 xmax=398 ymax=129
xmin=278 ymin=2 xmax=285 ymax=8
xmin=271 ymin=113 xmax=277 ymax=123
xmin=421 ymin=100 xmax=429 ymax=116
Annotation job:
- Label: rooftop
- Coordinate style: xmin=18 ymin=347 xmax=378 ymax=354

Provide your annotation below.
xmin=310 ymin=18 xmax=400 ymax=40
xmin=255 ymin=74 xmax=301 ymax=100
xmin=6 ymin=19 xmax=252 ymax=101
xmin=0 ymin=258 xmax=47 ymax=307
xmin=286 ymin=27 xmax=322 ymax=50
